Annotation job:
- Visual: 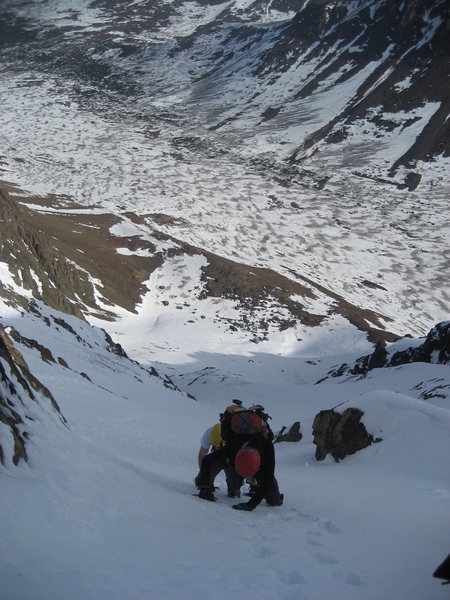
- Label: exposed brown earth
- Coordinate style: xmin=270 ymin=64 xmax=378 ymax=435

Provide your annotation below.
xmin=0 ymin=183 xmax=161 ymax=318
xmin=0 ymin=181 xmax=397 ymax=343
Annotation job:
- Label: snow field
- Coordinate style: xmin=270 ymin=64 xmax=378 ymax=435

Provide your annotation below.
xmin=1 ymin=295 xmax=449 ymax=599
xmin=0 ymin=59 xmax=448 ymax=338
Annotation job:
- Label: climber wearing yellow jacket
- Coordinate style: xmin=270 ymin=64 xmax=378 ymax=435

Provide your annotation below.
xmin=195 ymin=421 xmax=242 ymax=498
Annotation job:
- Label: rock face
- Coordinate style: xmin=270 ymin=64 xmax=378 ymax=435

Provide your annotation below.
xmin=0 ymin=324 xmax=65 ymax=466
xmin=0 ymin=185 xmax=160 ymax=320
xmin=389 ymin=321 xmax=450 ymax=367
xmin=286 ymin=0 xmax=450 ymax=167
xmin=312 ymin=408 xmax=376 ymax=462
xmin=325 ymin=322 xmax=450 ymax=380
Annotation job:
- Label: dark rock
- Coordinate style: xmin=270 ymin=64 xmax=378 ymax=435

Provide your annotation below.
xmin=274 ymin=421 xmax=302 ymax=443
xmin=8 ymin=327 xmax=56 ymax=364
xmin=331 ymin=408 xmax=375 ymax=461
xmin=260 ymin=106 xmax=280 ymax=121
xmin=351 ymin=341 xmax=389 ymax=376
xmin=390 ymin=321 xmax=450 ymax=366
xmin=103 ymin=329 xmax=128 ymax=358
xmin=79 ymin=372 xmax=92 ymax=382
xmin=433 ymin=554 xmax=450 ymax=583
xmin=312 ymin=409 xmax=341 ymax=460
xmin=361 ymin=279 xmax=388 ymax=292
xmin=312 ymin=408 xmax=376 ymax=462
xmin=405 ymin=172 xmax=422 ymax=191
xmin=326 ymin=322 xmax=449 ymax=380
xmin=0 ymin=323 xmax=66 ymax=466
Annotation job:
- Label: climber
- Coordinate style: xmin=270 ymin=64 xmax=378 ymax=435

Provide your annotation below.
xmin=196 ymin=402 xmax=283 ymax=509
xmin=231 ymin=432 xmax=284 ymax=511
xmin=197 ymin=423 xmax=222 ymax=468
xmin=195 ymin=416 xmax=242 ymax=499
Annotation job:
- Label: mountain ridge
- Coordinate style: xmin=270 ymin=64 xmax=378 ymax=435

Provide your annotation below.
xmin=0 ymin=4 xmax=449 ymax=594
xmin=1 ymin=1 xmax=448 ymax=170
xmin=0 ymin=0 xmax=448 ymax=352
xmin=0 ymin=0 xmax=448 ymax=341
xmin=0 ymin=182 xmax=398 ymax=345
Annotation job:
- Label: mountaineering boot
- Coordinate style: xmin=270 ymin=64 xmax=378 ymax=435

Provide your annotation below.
xmin=265 ymin=476 xmax=284 ymax=506
xmin=198 ymin=485 xmax=216 ymax=502
xmin=266 ymin=493 xmax=284 ymax=507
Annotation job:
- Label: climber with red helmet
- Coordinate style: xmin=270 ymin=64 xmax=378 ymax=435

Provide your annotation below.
xmin=196 ymin=401 xmax=283 ymax=509
xmin=231 ymin=434 xmax=283 ymax=511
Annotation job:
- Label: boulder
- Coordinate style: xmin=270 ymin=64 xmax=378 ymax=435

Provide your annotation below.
xmin=274 ymin=421 xmax=302 ymax=443
xmin=312 ymin=410 xmax=341 ymax=460
xmin=312 ymin=408 xmax=377 ymax=462
xmin=433 ymin=554 xmax=450 ymax=584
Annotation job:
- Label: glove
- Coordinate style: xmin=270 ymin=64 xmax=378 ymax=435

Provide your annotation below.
xmin=232 ymin=502 xmax=254 ymax=511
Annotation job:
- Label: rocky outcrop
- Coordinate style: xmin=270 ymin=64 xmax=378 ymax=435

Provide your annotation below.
xmin=274 ymin=421 xmax=302 ymax=443
xmin=0 ymin=323 xmax=65 ymax=466
xmin=0 ymin=185 xmax=171 ymax=321
xmin=389 ymin=322 xmax=450 ymax=367
xmin=312 ymin=408 xmax=378 ymax=462
xmin=326 ymin=322 xmax=450 ymax=381
xmin=285 ymin=0 xmax=450 ymax=167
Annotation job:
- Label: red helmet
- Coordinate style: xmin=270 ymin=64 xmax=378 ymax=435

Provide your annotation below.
xmin=235 ymin=445 xmax=261 ymax=477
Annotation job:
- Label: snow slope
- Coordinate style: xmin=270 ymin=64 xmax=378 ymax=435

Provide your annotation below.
xmin=1 ymin=278 xmax=449 ymax=600
xmin=0 ymin=2 xmax=449 ymax=597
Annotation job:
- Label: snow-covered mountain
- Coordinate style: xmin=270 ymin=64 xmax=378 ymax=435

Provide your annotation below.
xmin=1 ymin=0 xmax=449 ymax=335
xmin=0 ymin=1 xmax=449 ymax=598
xmin=2 ymin=0 xmax=448 ymax=168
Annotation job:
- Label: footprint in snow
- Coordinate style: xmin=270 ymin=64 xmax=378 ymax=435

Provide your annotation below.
xmin=316 ymin=552 xmax=338 ymax=565
xmin=255 ymin=544 xmax=276 ymax=559
xmin=333 ymin=569 xmax=366 ymax=587
xmin=320 ymin=517 xmax=342 ymax=534
xmin=306 ymin=536 xmax=322 ymax=548
xmin=276 ymin=568 xmax=307 ymax=586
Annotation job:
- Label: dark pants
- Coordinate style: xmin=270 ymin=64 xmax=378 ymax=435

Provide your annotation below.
xmin=196 ymin=447 xmax=243 ymax=497
xmin=248 ymin=474 xmax=283 ymax=505
xmin=264 ymin=476 xmax=284 ymax=505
